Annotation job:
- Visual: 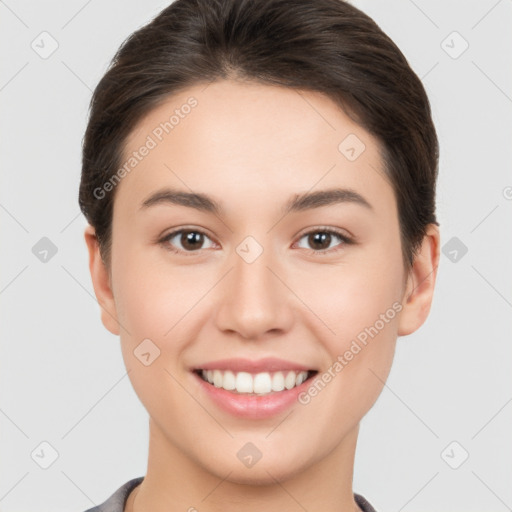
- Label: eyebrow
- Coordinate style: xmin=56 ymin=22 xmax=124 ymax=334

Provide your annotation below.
xmin=139 ymin=187 xmax=374 ymax=216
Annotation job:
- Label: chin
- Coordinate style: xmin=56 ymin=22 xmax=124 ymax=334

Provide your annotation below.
xmin=197 ymin=448 xmax=308 ymax=486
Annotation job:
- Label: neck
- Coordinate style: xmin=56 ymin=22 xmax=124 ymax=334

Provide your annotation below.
xmin=127 ymin=419 xmax=362 ymax=512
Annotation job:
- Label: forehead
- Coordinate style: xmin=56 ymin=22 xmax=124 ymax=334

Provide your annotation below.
xmin=115 ymin=79 xmax=395 ymax=223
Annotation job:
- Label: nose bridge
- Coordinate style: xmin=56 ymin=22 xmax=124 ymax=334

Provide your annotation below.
xmin=214 ymin=234 xmax=293 ymax=339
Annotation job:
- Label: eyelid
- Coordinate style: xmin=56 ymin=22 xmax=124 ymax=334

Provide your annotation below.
xmin=295 ymin=225 xmax=354 ymax=243
xmin=158 ymin=225 xmax=355 ymax=256
xmin=292 ymin=226 xmax=355 ymax=255
xmin=157 ymin=226 xmax=218 ymax=256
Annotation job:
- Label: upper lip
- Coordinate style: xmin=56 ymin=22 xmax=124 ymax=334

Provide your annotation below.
xmin=193 ymin=357 xmax=315 ymax=373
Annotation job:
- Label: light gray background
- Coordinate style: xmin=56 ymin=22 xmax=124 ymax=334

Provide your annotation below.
xmin=1 ymin=1 xmax=511 ymax=511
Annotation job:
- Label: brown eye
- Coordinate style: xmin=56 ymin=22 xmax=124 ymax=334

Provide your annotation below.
xmin=160 ymin=229 xmax=215 ymax=253
xmin=308 ymin=232 xmax=332 ymax=250
xmin=295 ymin=228 xmax=353 ymax=254
xmin=180 ymin=231 xmax=204 ymax=250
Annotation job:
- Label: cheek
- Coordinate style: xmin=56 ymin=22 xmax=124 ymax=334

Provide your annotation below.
xmin=336 ymin=242 xmax=404 ymax=348
xmin=113 ymin=252 xmax=196 ymax=420
xmin=289 ymin=255 xmax=402 ymax=343
xmin=113 ymin=247 xmax=218 ymax=405
xmin=297 ymin=292 xmax=400 ymax=437
xmin=291 ymin=250 xmax=402 ymax=410
xmin=112 ymin=243 xmax=210 ymax=339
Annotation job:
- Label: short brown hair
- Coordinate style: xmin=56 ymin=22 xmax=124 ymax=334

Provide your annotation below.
xmin=79 ymin=0 xmax=439 ymax=272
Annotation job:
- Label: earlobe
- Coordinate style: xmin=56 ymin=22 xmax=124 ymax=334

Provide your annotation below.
xmin=84 ymin=225 xmax=121 ymax=336
xmin=397 ymin=224 xmax=441 ymax=337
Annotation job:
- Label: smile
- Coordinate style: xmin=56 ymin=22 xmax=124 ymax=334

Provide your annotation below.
xmin=195 ymin=369 xmax=317 ymax=395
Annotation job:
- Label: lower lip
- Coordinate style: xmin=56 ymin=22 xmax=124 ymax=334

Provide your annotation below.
xmin=192 ymin=371 xmax=315 ymax=419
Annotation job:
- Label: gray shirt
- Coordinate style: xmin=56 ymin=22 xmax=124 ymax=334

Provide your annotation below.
xmin=83 ymin=476 xmax=378 ymax=512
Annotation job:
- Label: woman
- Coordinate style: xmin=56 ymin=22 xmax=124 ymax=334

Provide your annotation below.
xmin=79 ymin=0 xmax=440 ymax=510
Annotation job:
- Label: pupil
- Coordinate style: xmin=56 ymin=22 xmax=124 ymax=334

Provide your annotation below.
xmin=179 ymin=231 xmax=333 ymax=251
xmin=183 ymin=231 xmax=202 ymax=250
xmin=310 ymin=232 xmax=330 ymax=250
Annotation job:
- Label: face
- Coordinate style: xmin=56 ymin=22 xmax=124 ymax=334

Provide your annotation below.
xmin=86 ymin=79 xmax=438 ymax=485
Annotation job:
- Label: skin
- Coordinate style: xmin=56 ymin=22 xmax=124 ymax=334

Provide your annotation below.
xmin=85 ymin=78 xmax=440 ymax=512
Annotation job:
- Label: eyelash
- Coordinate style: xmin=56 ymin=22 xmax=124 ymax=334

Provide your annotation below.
xmin=158 ymin=226 xmax=354 ymax=257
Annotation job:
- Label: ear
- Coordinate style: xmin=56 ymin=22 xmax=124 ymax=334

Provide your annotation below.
xmin=84 ymin=225 xmax=120 ymax=336
xmin=397 ymin=223 xmax=441 ymax=337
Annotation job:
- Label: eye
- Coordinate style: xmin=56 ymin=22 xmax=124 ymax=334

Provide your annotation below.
xmin=159 ymin=228 xmax=216 ymax=255
xmin=294 ymin=227 xmax=354 ymax=255
xmin=158 ymin=226 xmax=354 ymax=256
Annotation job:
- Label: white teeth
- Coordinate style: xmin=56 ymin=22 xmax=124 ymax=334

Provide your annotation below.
xmin=235 ymin=372 xmax=253 ymax=393
xmin=272 ymin=372 xmax=285 ymax=391
xmin=200 ymin=369 xmax=310 ymax=395
xmin=222 ymin=370 xmax=236 ymax=390
xmin=284 ymin=371 xmax=296 ymax=390
xmin=253 ymin=372 xmax=272 ymax=394
xmin=213 ymin=370 xmax=223 ymax=387
xmin=296 ymin=372 xmax=307 ymax=386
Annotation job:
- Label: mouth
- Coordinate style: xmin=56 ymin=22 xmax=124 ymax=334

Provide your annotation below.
xmin=193 ymin=368 xmax=318 ymax=396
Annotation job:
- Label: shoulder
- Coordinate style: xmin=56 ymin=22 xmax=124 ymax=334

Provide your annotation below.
xmin=81 ymin=478 xmax=375 ymax=512
xmin=354 ymin=492 xmax=378 ymax=512
xmin=82 ymin=477 xmax=144 ymax=512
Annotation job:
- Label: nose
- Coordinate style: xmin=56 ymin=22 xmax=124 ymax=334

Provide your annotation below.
xmin=214 ymin=242 xmax=295 ymax=341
